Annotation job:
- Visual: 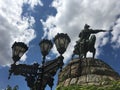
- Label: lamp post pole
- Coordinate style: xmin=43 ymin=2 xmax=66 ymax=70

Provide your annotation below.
xmin=38 ymin=39 xmax=53 ymax=90
xmin=8 ymin=33 xmax=71 ymax=90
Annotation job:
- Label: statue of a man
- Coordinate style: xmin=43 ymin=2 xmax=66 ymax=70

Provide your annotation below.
xmin=74 ymin=24 xmax=109 ymax=58
xmin=78 ymin=24 xmax=106 ymax=44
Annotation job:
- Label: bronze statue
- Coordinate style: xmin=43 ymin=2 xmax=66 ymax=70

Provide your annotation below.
xmin=73 ymin=24 xmax=112 ymax=59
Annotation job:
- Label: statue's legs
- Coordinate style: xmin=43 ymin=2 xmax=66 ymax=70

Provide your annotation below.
xmin=93 ymin=48 xmax=96 ymax=58
xmin=89 ymin=35 xmax=96 ymax=58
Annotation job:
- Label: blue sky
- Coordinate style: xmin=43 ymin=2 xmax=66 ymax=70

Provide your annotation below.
xmin=0 ymin=0 xmax=120 ymax=90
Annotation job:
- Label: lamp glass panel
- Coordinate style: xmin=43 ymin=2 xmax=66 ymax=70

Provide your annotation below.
xmin=59 ymin=38 xmax=65 ymax=48
xmin=44 ymin=43 xmax=49 ymax=51
xmin=65 ymin=39 xmax=69 ymax=49
xmin=47 ymin=44 xmax=51 ymax=53
xmin=14 ymin=46 xmax=26 ymax=57
xmin=13 ymin=46 xmax=20 ymax=56
xmin=19 ymin=49 xmax=26 ymax=57
xmin=54 ymin=39 xmax=59 ymax=49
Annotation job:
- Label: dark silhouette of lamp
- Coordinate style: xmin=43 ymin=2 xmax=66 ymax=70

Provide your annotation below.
xmin=12 ymin=42 xmax=28 ymax=64
xmin=54 ymin=33 xmax=71 ymax=71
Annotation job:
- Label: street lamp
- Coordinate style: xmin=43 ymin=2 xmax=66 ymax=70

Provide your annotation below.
xmin=8 ymin=33 xmax=71 ymax=90
xmin=54 ymin=33 xmax=71 ymax=71
xmin=38 ymin=39 xmax=53 ymax=90
xmin=54 ymin=33 xmax=71 ymax=55
xmin=39 ymin=39 xmax=53 ymax=62
xmin=12 ymin=42 xmax=28 ymax=64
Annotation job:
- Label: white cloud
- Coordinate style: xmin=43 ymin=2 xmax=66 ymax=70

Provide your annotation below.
xmin=111 ymin=18 xmax=120 ymax=48
xmin=24 ymin=0 xmax=43 ymax=8
xmin=41 ymin=0 xmax=120 ymax=63
xmin=0 ymin=0 xmax=43 ymax=66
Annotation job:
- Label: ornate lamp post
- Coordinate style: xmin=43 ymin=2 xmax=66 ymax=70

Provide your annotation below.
xmin=54 ymin=33 xmax=71 ymax=71
xmin=8 ymin=33 xmax=71 ymax=90
xmin=38 ymin=39 xmax=53 ymax=90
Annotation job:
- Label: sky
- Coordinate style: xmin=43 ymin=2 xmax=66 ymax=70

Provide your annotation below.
xmin=0 ymin=0 xmax=120 ymax=90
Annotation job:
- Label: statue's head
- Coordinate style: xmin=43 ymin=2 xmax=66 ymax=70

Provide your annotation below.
xmin=84 ymin=24 xmax=90 ymax=29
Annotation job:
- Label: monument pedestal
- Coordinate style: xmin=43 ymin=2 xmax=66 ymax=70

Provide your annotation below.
xmin=58 ymin=58 xmax=120 ymax=87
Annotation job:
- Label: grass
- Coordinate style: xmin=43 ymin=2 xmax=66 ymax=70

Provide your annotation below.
xmin=56 ymin=81 xmax=120 ymax=90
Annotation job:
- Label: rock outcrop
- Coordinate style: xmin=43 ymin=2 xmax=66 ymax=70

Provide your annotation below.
xmin=58 ymin=58 xmax=120 ymax=87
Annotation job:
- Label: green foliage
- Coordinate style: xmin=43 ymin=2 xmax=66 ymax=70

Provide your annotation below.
xmin=6 ymin=85 xmax=19 ymax=90
xmin=56 ymin=81 xmax=120 ymax=90
xmin=6 ymin=85 xmax=12 ymax=90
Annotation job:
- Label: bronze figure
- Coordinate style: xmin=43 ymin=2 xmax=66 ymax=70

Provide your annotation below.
xmin=73 ymin=24 xmax=111 ymax=59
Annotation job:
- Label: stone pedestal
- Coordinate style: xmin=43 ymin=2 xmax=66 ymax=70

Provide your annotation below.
xmin=58 ymin=58 xmax=120 ymax=86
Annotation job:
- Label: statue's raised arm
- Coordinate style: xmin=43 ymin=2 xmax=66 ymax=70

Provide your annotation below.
xmin=79 ymin=24 xmax=112 ymax=39
xmin=90 ymin=29 xmax=106 ymax=33
xmin=90 ymin=29 xmax=112 ymax=34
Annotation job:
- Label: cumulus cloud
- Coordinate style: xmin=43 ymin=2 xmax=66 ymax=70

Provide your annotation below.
xmin=0 ymin=0 xmax=43 ymax=66
xmin=111 ymin=18 xmax=120 ymax=48
xmin=24 ymin=0 xmax=43 ymax=8
xmin=41 ymin=0 xmax=120 ymax=63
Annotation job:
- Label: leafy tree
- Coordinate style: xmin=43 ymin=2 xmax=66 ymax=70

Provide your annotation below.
xmin=6 ymin=85 xmax=19 ymax=90
xmin=6 ymin=85 xmax=12 ymax=90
